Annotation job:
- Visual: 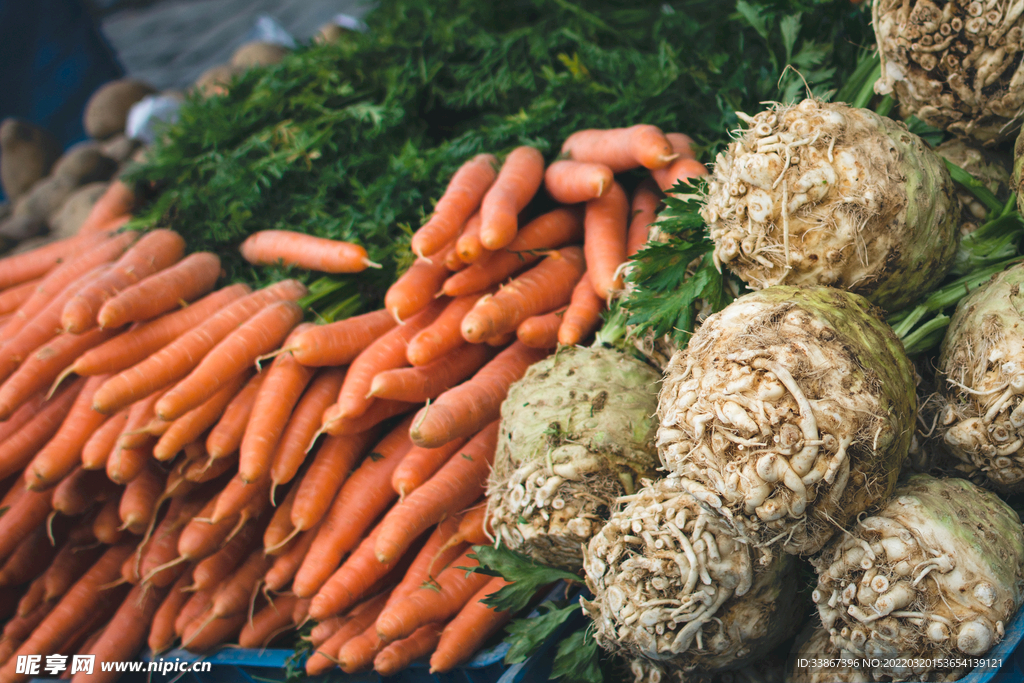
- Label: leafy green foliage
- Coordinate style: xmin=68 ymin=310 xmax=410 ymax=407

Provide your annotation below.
xmin=551 ymin=626 xmax=603 ymax=683
xmin=504 ymin=600 xmax=580 ymax=664
xmin=465 ymin=545 xmax=579 ymax=613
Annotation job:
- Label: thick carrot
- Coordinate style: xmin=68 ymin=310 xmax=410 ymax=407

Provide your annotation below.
xmin=154 ymin=371 xmax=250 ymax=461
xmin=189 ymin=517 xmax=262 ymax=591
xmin=305 ymin=591 xmax=390 ymax=676
xmin=558 ymin=272 xmax=604 ymax=345
xmin=265 ymin=524 xmax=319 ymax=592
xmin=651 ymin=156 xmax=708 ymax=193
xmin=0 ymin=280 xmax=40 ymax=317
xmin=584 ymin=181 xmax=629 ymax=299
xmin=310 ymin=614 xmax=346 ymax=648
xmin=210 ymin=474 xmax=271 ymax=524
xmin=337 ymin=622 xmax=387 ymax=674
xmin=52 ymin=466 xmax=117 ymax=516
xmin=479 ymin=147 xmax=544 ymax=250
xmin=97 ymin=252 xmax=222 ymax=330
xmin=76 ymin=179 xmax=136 ymax=237
xmin=442 ymin=207 xmax=584 ymax=298
xmin=516 ymin=308 xmax=564 ymax=349
xmin=240 ymin=230 xmax=375 ymax=273
xmin=562 ymin=125 xmax=675 ymax=172
xmin=291 ymin=428 xmax=380 ymax=531
xmin=460 ymin=246 xmax=585 ymax=343
xmin=410 ymin=342 xmax=547 ymax=448
xmin=270 ymin=367 xmax=346 ymax=488
xmin=411 ymin=154 xmax=498 ymax=258
xmin=626 ymin=178 xmax=662 ymax=256
xmin=406 ymin=295 xmax=483 ymax=367
xmin=370 ymin=344 xmax=497 ymax=403
xmin=0 ymin=525 xmax=57 ymax=587
xmin=0 ymin=391 xmax=45 ymax=446
xmin=206 ymin=371 xmax=264 ymax=460
xmin=157 ymin=300 xmax=302 ymax=420
xmin=80 ymin=409 xmax=128 ymax=470
xmin=0 ymin=378 xmax=84 ymax=480
xmin=429 ymin=576 xmax=513 ymax=673
xmin=455 ymin=212 xmax=484 ymax=264
xmin=287 ymin=309 xmax=396 ymax=367
xmin=92 ymin=280 xmax=306 ymax=415
xmin=377 ymin=623 xmax=444 ymax=675
xmin=331 ymin=299 xmax=445 ymax=422
xmin=70 ymin=283 xmax=250 ymax=377
xmin=238 ymin=594 xmax=301 ymax=648
xmin=25 ymin=375 xmax=110 ymax=490
xmin=544 ymin=160 xmax=614 ymax=204
xmin=92 ymin=498 xmax=125 ymax=544
xmin=385 ymin=252 xmax=452 ymax=323
xmin=175 ymin=588 xmax=214 ymax=638
xmin=62 ymin=229 xmax=187 ymax=333
xmin=293 ymin=417 xmax=414 ymax=598
xmin=390 ymin=437 xmax=468 ymax=498
xmin=376 ymin=422 xmax=498 ymax=563
xmin=321 ymin=399 xmax=417 ymax=437
xmin=119 ymin=461 xmax=165 ymax=535
xmin=149 ymin=572 xmax=192 ymax=654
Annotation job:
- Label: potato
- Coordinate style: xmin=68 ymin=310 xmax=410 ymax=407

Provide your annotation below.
xmin=100 ymin=134 xmax=141 ymax=164
xmin=84 ymin=79 xmax=157 ymax=140
xmin=50 ymin=182 xmax=109 ymax=239
xmin=0 ymin=118 xmax=61 ymax=202
xmin=230 ymin=41 xmax=289 ymax=68
xmin=192 ymin=64 xmax=244 ymax=98
xmin=52 ymin=142 xmax=118 ymax=185
xmin=315 ymin=23 xmax=350 ymax=44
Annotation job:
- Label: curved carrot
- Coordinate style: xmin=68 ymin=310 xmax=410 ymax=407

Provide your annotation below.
xmin=558 ymin=272 xmax=604 ymax=345
xmin=0 ymin=379 xmax=83 ymax=480
xmin=390 ymin=437 xmax=468 ymax=498
xmin=385 ymin=250 xmax=452 ymax=323
xmin=265 ymin=523 xmax=319 ymax=592
xmin=370 ymin=344 xmax=497 ymax=403
xmin=584 ymin=181 xmax=629 ymax=299
xmin=562 ymin=124 xmax=675 ymax=172
xmin=238 ymin=594 xmax=301 ymax=648
xmin=406 ymin=294 xmax=485 ymax=367
xmin=149 ymin=572 xmax=192 ymax=654
xmin=240 ymin=230 xmax=375 ymax=273
xmin=291 ymin=428 xmax=380 ymax=531
xmin=271 ymin=367 xmax=346 ymax=488
xmin=321 ymin=399 xmax=417 ymax=437
xmin=154 ymin=371 xmax=250 ymax=461
xmin=76 ymin=179 xmax=136 ymax=236
xmin=305 ymin=591 xmax=390 ymax=676
xmin=412 ymin=154 xmax=498 ymax=258
xmin=626 ymin=178 xmax=662 ymax=256
xmin=119 ymin=461 xmax=164 ymax=535
xmin=544 ymin=160 xmax=613 ymax=204
xmin=516 ymin=308 xmax=564 ymax=349
xmin=97 ymin=252 xmax=222 ymax=329
xmin=72 ymin=583 xmax=168 ymax=683
xmin=0 ymin=280 xmax=40 ymax=317
xmin=286 ymin=309 xmax=396 ymax=367
xmin=479 ymin=147 xmax=544 ymax=250
xmin=651 ymin=156 xmax=708 ymax=193
xmin=206 ymin=371 xmax=265 ymax=460
xmin=81 ymin=409 xmax=128 ymax=470
xmin=460 ymin=247 xmax=585 ymax=343
xmin=455 ymin=212 xmax=484 ymax=264
xmin=429 ymin=576 xmax=513 ymax=673
xmin=410 ymin=341 xmax=547 ymax=448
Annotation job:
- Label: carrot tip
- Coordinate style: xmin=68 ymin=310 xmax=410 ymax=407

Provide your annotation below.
xmin=362 ymin=258 xmax=383 ymax=270
xmin=48 ymin=366 xmax=76 ymax=399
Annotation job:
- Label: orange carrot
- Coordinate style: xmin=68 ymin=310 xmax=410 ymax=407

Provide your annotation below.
xmin=149 ymin=573 xmax=192 ymax=653
xmin=116 ymin=388 xmax=165 ymax=450
xmin=69 ymin=283 xmax=250 ymax=377
xmin=270 ymin=367 xmax=346 ymax=488
xmin=62 ymin=229 xmax=187 ymax=333
xmin=305 ymin=591 xmax=390 ymax=676
xmin=442 ymin=207 xmax=584 ymax=298
xmin=176 ymin=498 xmax=237 ymax=563
xmin=184 ymin=450 xmax=236 ymax=483
xmin=0 ymin=525 xmax=57 ymax=587
xmin=238 ymin=594 xmax=301 ymax=648
xmin=0 ymin=236 xmax=87 ymax=292
xmin=385 ymin=251 xmax=453 ymax=323
xmin=375 ymin=422 xmax=498 ymax=563
xmin=410 ymin=342 xmax=547 ymax=448
xmin=180 ymin=609 xmax=247 ymax=653
xmin=429 ymin=576 xmax=513 ymax=673
xmin=264 ymin=482 xmax=298 ymax=553
xmin=651 ymin=156 xmax=708 ymax=193
xmin=460 ymin=247 xmax=585 ymax=343
xmin=626 ymin=178 xmax=662 ymax=256
xmin=0 ymin=489 xmax=53 ymax=563
xmin=406 ymin=294 xmax=484 ymax=367
xmin=455 ymin=212 xmax=484 ymax=264
xmin=290 ymin=428 xmax=380 ymax=531
xmin=118 ymin=461 xmax=164 ymax=535
xmin=293 ymin=417 xmax=414 ymax=598
xmin=480 ymin=147 xmax=545 ymax=250
xmin=264 ymin=523 xmax=318 ymax=593
xmin=42 ymin=542 xmax=105 ymax=605
xmin=337 ymin=622 xmax=387 ymax=674
xmin=240 ymin=230 xmax=376 ymax=273
xmin=516 ymin=308 xmax=564 ymax=349
xmin=451 ymin=503 xmax=493 ymax=547
xmin=544 ymin=160 xmax=614 ymax=204
xmin=210 ymin=474 xmax=271 ymax=524
xmin=80 ymin=409 xmax=128 ymax=470
xmin=92 ymin=279 xmax=306 ymax=415
xmin=370 ymin=344 xmax=497 ymax=403
xmin=286 ymin=309 xmax=396 ymax=367
xmin=189 ymin=515 xmax=262 ymax=591
xmin=209 ymin=549 xmax=273 ymax=618
xmin=97 ymin=252 xmax=222 ymax=329
xmin=558 ymin=272 xmax=604 ymax=345
xmin=584 ymin=181 xmax=629 ymax=299
xmin=0 ymin=280 xmax=40 ymax=317
xmin=562 ymin=125 xmax=675 ymax=172
xmin=321 ymin=399 xmax=417 ymax=437
xmin=0 ymin=391 xmax=46 ymax=447
xmin=0 ymin=379 xmax=83 ymax=480
xmin=206 ymin=371 xmax=265 ymax=460
xmin=154 ymin=371 xmax=250 ymax=461
xmin=52 ymin=466 xmax=118 ymax=516
xmin=665 ymin=132 xmax=697 ymax=159
xmin=411 ymin=154 xmax=498 ymax=258
xmin=92 ymin=498 xmax=126 ymax=544
xmin=139 ymin=496 xmax=207 ymax=587
xmin=375 ymin=623 xmax=444 ymax=676
xmin=445 ymin=247 xmax=466 ymax=271
xmin=76 ymin=179 xmax=136 ymax=236
xmin=175 ymin=587 xmax=214 ymax=638
xmin=310 ymin=615 xmax=346 ymax=648
xmin=157 ymin=300 xmax=302 ymax=420
xmin=390 ymin=437 xmax=468 ymax=498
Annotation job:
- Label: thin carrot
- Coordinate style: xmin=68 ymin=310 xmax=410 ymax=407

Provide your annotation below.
xmin=265 ymin=524 xmax=319 ymax=592
xmin=385 ymin=251 xmax=453 ymax=323
xmin=116 ymin=389 xmax=165 ymax=450
xmin=118 ymin=460 xmax=165 ymax=535
xmin=412 ymin=154 xmax=498 ymax=258
xmin=558 ymin=272 xmax=604 ymax=345
xmin=376 ymin=422 xmax=498 ymax=564
xmin=480 ymin=147 xmax=544 ymax=250
xmin=210 ymin=474 xmax=271 ymax=524
xmin=406 ymin=294 xmax=484 ymax=367
xmin=321 ymin=399 xmax=417 ymax=437
xmin=0 ymin=525 xmax=57 ymax=587
xmin=238 ymin=594 xmax=300 ymax=648
xmin=651 ymin=156 xmax=708 ymax=193
xmin=455 ymin=212 xmax=484 ymax=264
xmin=52 ymin=466 xmax=118 ymax=516
xmin=148 ymin=572 xmax=192 ymax=654
xmin=370 ymin=343 xmax=497 ymax=403
xmin=209 ymin=549 xmax=273 ymax=619
xmin=290 ymin=428 xmax=380 ymax=531
xmin=175 ymin=588 xmax=214 ymax=638
xmin=0 ymin=379 xmax=84 ymax=480
xmin=80 ymin=409 xmax=128 ymax=470
xmin=92 ymin=279 xmax=306 ymax=415
xmin=460 ymin=246 xmax=585 ymax=343
xmin=337 ymin=622 xmax=387 ymax=674
xmin=0 ymin=280 xmax=40 ymax=317
xmin=97 ymin=252 xmax=222 ymax=329
xmin=76 ymin=179 xmax=136 ymax=236
xmin=62 ymin=229 xmax=187 ymax=334
xmin=562 ymin=124 xmax=676 ymax=172
xmin=264 ymin=483 xmax=299 ymax=554
xmin=390 ymin=437 xmax=468 ymax=498
xmin=626 ymin=178 xmax=662 ymax=256
xmin=286 ymin=309 xmax=396 ymax=367
xmin=270 ymin=367 xmax=346 ymax=489
xmin=0 ymin=392 xmax=46 ymax=445
xmin=154 ymin=371 xmax=250 ymax=461
xmin=92 ymin=498 xmax=125 ymax=544
xmin=72 ymin=583 xmax=168 ymax=683
xmin=516 ymin=308 xmax=564 ymax=349
xmin=584 ymin=181 xmax=629 ymax=300
xmin=429 ymin=576 xmax=513 ymax=673
xmin=0 ymin=235 xmax=96 ymax=292
xmin=42 ymin=543 xmax=105 ymax=605
xmin=305 ymin=591 xmax=390 ymax=676
xmin=410 ymin=341 xmax=547 ymax=448
xmin=206 ymin=371 xmax=265 ymax=460
xmin=544 ymin=160 xmax=614 ymax=204
xmin=240 ymin=230 xmax=376 ymax=273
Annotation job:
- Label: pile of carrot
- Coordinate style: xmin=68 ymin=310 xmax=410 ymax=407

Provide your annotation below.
xmin=0 ymin=125 xmax=704 ymax=682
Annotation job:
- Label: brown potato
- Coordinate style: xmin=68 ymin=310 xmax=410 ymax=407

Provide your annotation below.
xmin=230 ymin=41 xmax=289 ymax=68
xmin=0 ymin=119 xmax=61 ymax=202
xmin=84 ymin=78 xmax=157 ymax=140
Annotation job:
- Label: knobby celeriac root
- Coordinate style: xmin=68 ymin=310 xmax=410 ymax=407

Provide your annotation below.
xmin=657 ymin=286 xmax=916 ymax=556
xmin=703 ymin=99 xmax=958 ymax=311
xmin=582 ymin=475 xmax=802 ymax=675
xmin=811 ymin=474 xmax=1024 ymax=682
xmin=787 ymin=624 xmax=870 ymax=683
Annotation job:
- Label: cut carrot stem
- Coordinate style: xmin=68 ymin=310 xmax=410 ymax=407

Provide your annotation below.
xmin=544 ymin=160 xmax=614 ymax=204
xmin=479 ymin=146 xmax=545 ymax=250
xmin=562 ymin=124 xmax=676 ymax=172
xmin=369 ymin=343 xmax=497 ymax=403
xmin=516 ymin=308 xmax=565 ymax=349
xmin=429 ymin=576 xmax=513 ymax=673
xmin=626 ymin=177 xmax=662 ymax=257
xmin=584 ymin=181 xmax=629 ymax=300
xmin=558 ymin=271 xmax=604 ymax=345
xmin=411 ymin=154 xmax=498 ymax=258
xmin=240 ymin=230 xmax=374 ymax=273
xmin=287 ymin=309 xmax=396 ymax=367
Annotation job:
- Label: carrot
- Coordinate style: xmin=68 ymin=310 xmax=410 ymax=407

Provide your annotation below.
xmin=176 ymin=498 xmax=237 ymax=563
xmin=322 ymin=399 xmax=417 ymax=437
xmin=42 ymin=543 xmax=105 ymax=605
xmin=651 ymin=156 xmax=708 ymax=193
xmin=175 ymin=587 xmax=214 ymax=638
xmin=305 ymin=591 xmax=390 ymax=676
xmin=118 ymin=461 xmax=165 ymax=535
xmin=390 ymin=437 xmax=468 ymax=498
xmin=0 ymin=391 xmax=46 ymax=446
xmin=238 ymin=594 xmax=300 ymax=648
xmin=584 ymin=181 xmax=629 ymax=300
xmin=308 ymin=527 xmax=405 ymax=621
xmin=24 ymin=375 xmax=110 ymax=490
xmin=0 ymin=235 xmax=94 ymax=292
xmin=290 ymin=428 xmax=380 ymax=531
xmin=480 ymin=147 xmax=545 ymax=250
xmin=16 ymin=578 xmax=47 ymax=620
xmin=115 ymin=388 xmax=164 ymax=450
xmin=337 ymin=622 xmax=388 ymax=674
xmin=375 ymin=546 xmax=491 ymax=643
xmin=264 ymin=483 xmax=299 ymax=553
xmin=373 ymin=622 xmax=442 ymax=675
xmin=286 ymin=309 xmax=396 ymax=367
xmin=189 ymin=517 xmax=262 ymax=592
xmin=544 ymin=160 xmax=614 ymax=204
xmin=558 ymin=272 xmax=604 ymax=345
xmin=154 ymin=371 xmax=250 ymax=461
xmin=0 ymin=525 xmax=57 ymax=587
xmin=149 ymin=572 xmax=192 ymax=654
xmin=265 ymin=524 xmax=319 ymax=592
xmin=69 ymin=283 xmax=250 ymax=377
xmin=270 ymin=367 xmax=346 ymax=489
xmin=97 ymin=252 xmax=222 ymax=329
xmin=4 ymin=599 xmax=53 ymax=644
xmin=331 ymin=299 xmax=445 ymax=422
xmin=206 ymin=371 xmax=264 ymax=460
xmin=0 ymin=378 xmax=84 ymax=480
xmin=626 ymin=178 xmax=662 ymax=256
xmin=52 ymin=466 xmax=118 ymax=516
xmin=461 ymin=246 xmax=585 ymax=343
xmin=207 ymin=548 xmax=273 ymax=620
xmin=180 ymin=609 xmax=247 ymax=653
xmin=665 ymin=132 xmax=697 ymax=160
xmin=562 ymin=124 xmax=676 ymax=172
xmin=139 ymin=496 xmax=207 ymax=587
xmin=240 ymin=230 xmax=376 ymax=273
xmin=293 ymin=417 xmax=414 ymax=598
xmin=157 ymin=300 xmax=302 ymax=420
xmin=92 ymin=498 xmax=125 ymax=544
xmin=412 ymin=154 xmax=498 ymax=258
xmin=370 ymin=343 xmax=497 ymax=403
xmin=108 ymin=440 xmax=157 ymax=486
xmin=455 ymin=212 xmax=484 ymax=264
xmin=385 ymin=252 xmax=452 ymax=323
xmin=451 ymin=503 xmax=493 ymax=548
xmin=80 ymin=409 xmax=128 ymax=470
xmin=310 ymin=614 xmax=346 ymax=648
xmin=0 ymin=280 xmax=40 ymax=317
xmin=410 ymin=341 xmax=547 ymax=448
xmin=445 ymin=247 xmax=465 ymax=271
xmin=0 ymin=488 xmax=52 ymax=563
xmin=429 ymin=576 xmax=513 ymax=673
xmin=76 ymin=179 xmax=136 ymax=237
xmin=185 ymin=451 xmax=237 ymax=483
xmin=516 ymin=308 xmax=564 ymax=349
xmin=62 ymin=229 xmax=187 ymax=334
xmin=376 ymin=422 xmax=498 ymax=563
xmin=406 ymin=295 xmax=483 ymax=367
xmin=210 ymin=474 xmax=271 ymax=524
